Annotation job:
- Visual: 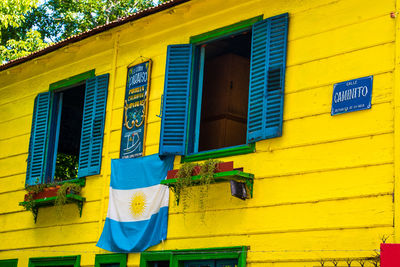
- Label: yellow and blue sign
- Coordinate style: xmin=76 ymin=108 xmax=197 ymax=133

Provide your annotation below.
xmin=331 ymin=76 xmax=373 ymax=116
xmin=120 ymin=61 xmax=151 ymax=158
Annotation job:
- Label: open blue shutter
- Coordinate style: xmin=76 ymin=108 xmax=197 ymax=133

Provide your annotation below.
xmin=247 ymin=13 xmax=289 ymax=143
xmin=26 ymin=92 xmax=51 ymax=185
xmin=159 ymin=44 xmax=192 ymax=156
xmin=78 ymin=74 xmax=109 ymax=177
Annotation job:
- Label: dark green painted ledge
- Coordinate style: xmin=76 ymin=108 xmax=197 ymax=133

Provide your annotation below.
xmin=161 ymin=170 xmax=254 ymax=198
xmin=19 ymin=194 xmax=86 ymax=223
xmin=182 ymin=143 xmax=255 ymax=163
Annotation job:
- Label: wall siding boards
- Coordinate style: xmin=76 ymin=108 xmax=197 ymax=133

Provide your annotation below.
xmin=0 ymin=0 xmax=397 ymax=266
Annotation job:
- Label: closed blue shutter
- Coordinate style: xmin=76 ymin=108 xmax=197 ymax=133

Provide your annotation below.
xmin=78 ymin=74 xmax=109 ymax=177
xmin=247 ymin=13 xmax=289 ymax=143
xmin=159 ymin=44 xmax=192 ymax=156
xmin=26 ymin=92 xmax=51 ymax=185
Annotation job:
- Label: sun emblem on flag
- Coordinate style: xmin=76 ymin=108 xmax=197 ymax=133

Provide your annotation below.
xmin=130 ymin=191 xmax=147 ymax=218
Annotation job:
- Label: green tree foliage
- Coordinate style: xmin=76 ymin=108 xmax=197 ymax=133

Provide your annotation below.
xmin=0 ymin=29 xmax=47 ymax=61
xmin=0 ymin=0 xmax=46 ymax=62
xmin=0 ymin=0 xmax=37 ymax=28
xmin=1 ymin=0 xmax=167 ymax=62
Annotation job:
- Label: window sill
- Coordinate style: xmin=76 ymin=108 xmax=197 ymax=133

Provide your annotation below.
xmin=161 ymin=169 xmax=254 ymax=198
xmin=20 ymin=177 xmax=86 ymax=223
xmin=57 ymin=177 xmax=86 ymax=187
xmin=19 ymin=194 xmax=85 ymax=223
xmin=182 ymin=143 xmax=255 ymax=163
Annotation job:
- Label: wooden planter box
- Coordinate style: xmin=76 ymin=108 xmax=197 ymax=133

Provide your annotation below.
xmin=167 ymin=161 xmax=234 ymax=179
xmin=24 ymin=185 xmax=61 ymax=201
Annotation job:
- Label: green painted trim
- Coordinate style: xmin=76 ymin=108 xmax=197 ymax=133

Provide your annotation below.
xmin=190 ymin=16 xmax=263 ymax=44
xmin=0 ymin=259 xmax=18 ymax=267
xmin=58 ymin=177 xmax=86 ymax=187
xmin=28 ymin=256 xmax=80 ymax=267
xmin=140 ymin=246 xmax=247 ymax=267
xmin=161 ymin=170 xmax=254 ymax=198
xmin=49 ymin=70 xmax=95 ymax=91
xmin=19 ymin=193 xmax=86 ymax=222
xmin=238 ymin=246 xmax=247 ymax=267
xmin=140 ymin=251 xmax=171 ymax=267
xmin=25 ymin=178 xmax=86 ymax=189
xmin=19 ymin=193 xmax=85 ymax=207
xmin=161 ymin=170 xmax=254 ymax=184
xmin=182 ymin=143 xmax=255 ymax=162
xmin=95 ymin=254 xmax=127 ymax=267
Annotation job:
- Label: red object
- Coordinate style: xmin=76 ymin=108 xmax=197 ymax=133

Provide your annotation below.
xmin=381 ymin=243 xmax=400 ymax=267
xmin=167 ymin=169 xmax=179 ymax=179
xmin=166 ymin=161 xmax=234 ymax=179
xmin=24 ymin=186 xmax=61 ymax=201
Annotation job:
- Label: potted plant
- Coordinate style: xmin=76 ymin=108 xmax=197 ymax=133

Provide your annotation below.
xmin=55 ymin=182 xmax=82 ymax=216
xmin=167 ymin=161 xmax=233 ymax=179
xmin=171 ymin=159 xmax=220 ymax=206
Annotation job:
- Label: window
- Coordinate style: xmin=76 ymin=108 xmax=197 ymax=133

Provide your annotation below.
xmin=28 ymin=256 xmax=80 ymax=267
xmin=191 ymin=31 xmax=251 ymax=153
xmin=159 ymin=13 xmax=289 ymax=159
xmin=0 ymin=259 xmax=18 ymax=267
xmin=94 ymin=254 xmax=127 ymax=267
xmin=26 ymin=71 xmax=109 ymax=185
xmin=140 ymin=247 xmax=247 ymax=267
xmin=147 ymin=261 xmax=169 ymax=267
xmin=184 ymin=259 xmax=237 ymax=267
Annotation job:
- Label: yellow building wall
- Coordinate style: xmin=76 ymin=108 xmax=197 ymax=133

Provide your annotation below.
xmin=0 ymin=0 xmax=398 ymax=266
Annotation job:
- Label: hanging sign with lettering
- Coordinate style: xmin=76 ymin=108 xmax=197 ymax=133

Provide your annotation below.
xmin=331 ymin=76 xmax=373 ymax=116
xmin=120 ymin=60 xmax=151 ymax=159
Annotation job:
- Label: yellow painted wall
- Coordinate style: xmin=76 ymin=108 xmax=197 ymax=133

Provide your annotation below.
xmin=0 ymin=0 xmax=399 ymax=266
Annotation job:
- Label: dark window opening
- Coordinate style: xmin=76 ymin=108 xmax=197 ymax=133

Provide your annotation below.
xmin=184 ymin=259 xmax=238 ymax=267
xmin=148 ymin=261 xmax=170 ymax=267
xmin=197 ymin=31 xmax=251 ymax=152
xmin=47 ymin=84 xmax=85 ymax=182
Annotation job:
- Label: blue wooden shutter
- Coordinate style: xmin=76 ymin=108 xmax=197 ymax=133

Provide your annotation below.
xmin=78 ymin=74 xmax=109 ymax=177
xmin=247 ymin=13 xmax=289 ymax=143
xmin=26 ymin=92 xmax=51 ymax=185
xmin=159 ymin=44 xmax=192 ymax=156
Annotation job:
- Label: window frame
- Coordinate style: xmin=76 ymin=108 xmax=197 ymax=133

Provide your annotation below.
xmin=28 ymin=255 xmax=80 ymax=267
xmin=183 ymin=16 xmax=263 ymax=161
xmin=26 ymin=70 xmax=109 ymax=186
xmin=49 ymin=70 xmax=95 ymax=92
xmin=159 ymin=13 xmax=288 ymax=158
xmin=140 ymin=246 xmax=247 ymax=267
xmin=45 ymin=80 xmax=88 ymax=183
xmin=95 ymin=253 xmax=127 ymax=267
xmin=0 ymin=259 xmax=18 ymax=267
xmin=45 ymin=70 xmax=95 ymax=184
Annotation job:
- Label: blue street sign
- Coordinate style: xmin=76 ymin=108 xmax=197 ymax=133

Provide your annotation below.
xmin=331 ymin=76 xmax=373 ymax=116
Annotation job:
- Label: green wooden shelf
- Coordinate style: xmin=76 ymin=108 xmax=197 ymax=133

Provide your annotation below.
xmin=19 ymin=194 xmax=86 ymax=223
xmin=161 ymin=170 xmax=254 ymax=198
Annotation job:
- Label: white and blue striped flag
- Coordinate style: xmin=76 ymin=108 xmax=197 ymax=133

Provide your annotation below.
xmin=97 ymin=154 xmax=174 ymax=252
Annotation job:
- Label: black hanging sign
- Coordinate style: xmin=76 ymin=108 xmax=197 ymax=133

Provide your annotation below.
xmin=120 ymin=60 xmax=151 ymax=158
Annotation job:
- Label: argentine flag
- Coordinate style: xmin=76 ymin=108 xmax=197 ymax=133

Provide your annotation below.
xmin=97 ymin=154 xmax=174 ymax=252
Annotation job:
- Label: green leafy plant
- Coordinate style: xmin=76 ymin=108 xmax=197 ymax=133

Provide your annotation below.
xmin=21 ymin=177 xmax=83 ymax=220
xmin=21 ymin=177 xmax=45 ymax=215
xmin=172 ymin=159 xmax=220 ymax=210
xmin=173 ymin=162 xmax=196 ymax=206
xmin=22 ymin=191 xmax=35 ymax=213
xmin=198 ymin=159 xmax=219 ymax=219
xmin=199 ymin=159 xmax=219 ymax=185
xmin=54 ymin=153 xmax=79 ymax=181
xmin=55 ymin=182 xmax=82 ymax=216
